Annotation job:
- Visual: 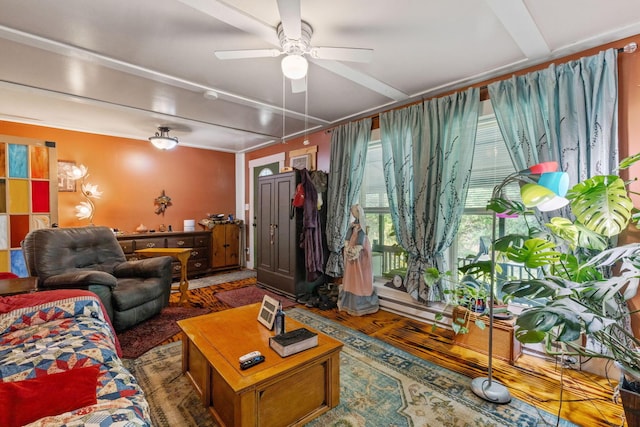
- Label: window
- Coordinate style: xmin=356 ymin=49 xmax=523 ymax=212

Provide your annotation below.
xmin=359 ymin=110 xmax=530 ymax=285
xmin=456 ymin=112 xmax=523 ymax=260
xmin=359 ymin=129 xmax=403 ymax=279
xmin=455 ymin=106 xmax=534 ymax=303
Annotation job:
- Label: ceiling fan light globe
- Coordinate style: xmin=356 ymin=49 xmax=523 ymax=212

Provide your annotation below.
xmin=281 ymin=54 xmax=308 ymax=79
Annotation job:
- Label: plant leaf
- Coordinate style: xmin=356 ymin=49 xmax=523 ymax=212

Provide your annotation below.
xmin=502 ymin=277 xmax=570 ymax=299
xmin=474 ymin=319 xmax=486 ymax=330
xmin=546 ymin=217 xmax=578 ymax=248
xmin=486 ymin=198 xmax=528 ymax=216
xmin=505 ymin=238 xmax=561 ymax=268
xmin=552 ymin=253 xmax=603 ymax=282
xmin=493 ymin=234 xmax=527 ymax=252
xmin=568 ymin=175 xmax=633 ymax=237
xmin=618 ymin=152 xmax=640 ymax=170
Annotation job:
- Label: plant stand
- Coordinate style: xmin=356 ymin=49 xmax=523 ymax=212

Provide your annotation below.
xmin=452 ymin=306 xmax=522 ymax=364
xmin=621 ymin=386 xmax=640 ymax=426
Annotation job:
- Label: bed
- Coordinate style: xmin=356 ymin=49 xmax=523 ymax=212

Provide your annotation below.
xmin=0 ymin=289 xmax=151 ymax=426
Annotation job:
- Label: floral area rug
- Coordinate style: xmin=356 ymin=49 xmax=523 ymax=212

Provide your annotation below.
xmin=123 ymin=342 xmax=215 ymax=427
xmin=125 ymin=308 xmax=578 ymax=427
xmin=117 ymin=306 xmax=210 ymax=358
xmin=290 ymin=308 xmax=578 ymax=427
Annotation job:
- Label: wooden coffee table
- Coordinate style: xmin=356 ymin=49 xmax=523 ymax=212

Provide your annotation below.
xmin=178 ymin=303 xmax=343 ymax=427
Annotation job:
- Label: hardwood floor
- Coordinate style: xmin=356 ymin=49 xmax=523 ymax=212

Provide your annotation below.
xmin=167 ymin=279 xmax=627 ymax=427
xmin=303 ymin=305 xmax=626 ymax=427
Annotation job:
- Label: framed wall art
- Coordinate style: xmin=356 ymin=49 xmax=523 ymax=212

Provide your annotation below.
xmin=290 ymin=153 xmax=311 ymax=170
xmin=288 ymin=146 xmax=317 ymax=171
xmin=57 ymin=160 xmax=76 ymax=192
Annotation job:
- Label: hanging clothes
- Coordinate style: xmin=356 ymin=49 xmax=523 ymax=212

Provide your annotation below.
xmin=299 ymin=168 xmax=324 ymax=281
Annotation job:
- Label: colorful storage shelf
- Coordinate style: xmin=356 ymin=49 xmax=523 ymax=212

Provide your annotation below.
xmin=0 ymin=136 xmax=57 ymax=277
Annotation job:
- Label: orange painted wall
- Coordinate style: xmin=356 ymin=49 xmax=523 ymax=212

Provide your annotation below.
xmin=0 ymin=121 xmax=236 ymax=233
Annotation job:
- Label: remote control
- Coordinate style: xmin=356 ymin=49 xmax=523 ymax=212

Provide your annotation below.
xmin=240 ymin=355 xmax=265 ymax=370
xmin=238 ymin=351 xmax=262 ymax=363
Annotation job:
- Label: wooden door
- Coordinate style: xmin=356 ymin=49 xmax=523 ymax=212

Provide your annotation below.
xmin=256 ymin=171 xmax=299 ymax=296
xmin=273 ymin=173 xmax=296 ymax=278
xmin=252 ymin=162 xmax=280 ymax=264
xmin=256 ymin=176 xmax=275 ymax=272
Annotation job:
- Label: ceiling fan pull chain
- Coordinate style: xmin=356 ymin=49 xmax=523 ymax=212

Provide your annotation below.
xmin=282 ymin=71 xmax=286 ymax=144
xmin=303 ymin=75 xmax=309 ymax=145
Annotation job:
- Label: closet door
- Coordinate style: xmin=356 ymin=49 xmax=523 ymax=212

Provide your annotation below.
xmin=256 ymin=175 xmax=276 ymax=272
xmin=256 ymin=171 xmax=299 ymax=296
xmin=273 ymin=172 xmax=296 ymax=279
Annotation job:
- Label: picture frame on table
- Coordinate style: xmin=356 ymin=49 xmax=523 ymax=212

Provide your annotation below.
xmin=257 ymin=294 xmax=280 ymax=330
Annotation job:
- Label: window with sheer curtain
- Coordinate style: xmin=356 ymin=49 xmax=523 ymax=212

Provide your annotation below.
xmin=358 ymin=129 xmax=401 ymax=279
xmin=456 ymin=113 xmax=528 ymax=261
xmin=359 ymin=110 xmax=531 ymax=280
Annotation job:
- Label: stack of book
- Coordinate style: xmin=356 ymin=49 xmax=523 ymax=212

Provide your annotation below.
xmin=269 ymin=328 xmax=318 ymax=357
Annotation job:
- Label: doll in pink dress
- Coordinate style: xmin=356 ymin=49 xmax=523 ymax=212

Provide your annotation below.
xmin=337 ymin=204 xmax=379 ymax=315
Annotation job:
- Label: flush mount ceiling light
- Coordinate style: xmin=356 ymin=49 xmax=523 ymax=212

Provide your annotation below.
xmin=149 ymin=126 xmax=178 ymax=150
xmin=281 ymin=54 xmax=308 ymax=80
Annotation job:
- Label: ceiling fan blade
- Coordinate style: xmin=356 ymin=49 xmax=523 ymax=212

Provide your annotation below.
xmin=215 ymin=48 xmax=281 ymax=60
xmin=290 ymin=77 xmax=306 ymax=93
xmin=310 ymin=47 xmax=373 ymax=63
xmin=276 ymin=0 xmax=301 ymax=39
xmin=177 ymin=0 xmax=280 ymax=46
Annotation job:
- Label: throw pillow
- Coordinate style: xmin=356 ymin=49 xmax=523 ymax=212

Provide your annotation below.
xmin=0 ymin=365 xmax=99 ymax=427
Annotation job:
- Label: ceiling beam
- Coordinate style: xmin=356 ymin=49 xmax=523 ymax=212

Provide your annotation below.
xmin=484 ymin=0 xmax=550 ymax=59
xmin=0 ymin=24 xmax=330 ymax=128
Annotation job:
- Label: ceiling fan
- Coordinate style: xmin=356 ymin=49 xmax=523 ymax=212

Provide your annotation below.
xmin=213 ymin=0 xmax=373 ymax=91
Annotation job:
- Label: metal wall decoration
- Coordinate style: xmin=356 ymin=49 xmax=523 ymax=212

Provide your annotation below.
xmin=154 ymin=190 xmax=172 ymax=215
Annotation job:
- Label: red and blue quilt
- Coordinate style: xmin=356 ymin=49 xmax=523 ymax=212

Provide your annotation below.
xmin=0 ymin=289 xmax=150 ymax=426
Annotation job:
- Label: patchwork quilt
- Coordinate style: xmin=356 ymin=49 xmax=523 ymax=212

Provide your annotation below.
xmin=0 ymin=290 xmax=150 ymax=426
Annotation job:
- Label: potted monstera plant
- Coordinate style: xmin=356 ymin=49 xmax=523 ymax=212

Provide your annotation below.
xmin=486 ymin=153 xmax=640 ymax=422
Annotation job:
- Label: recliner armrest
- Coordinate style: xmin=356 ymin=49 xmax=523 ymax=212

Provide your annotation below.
xmin=113 ymin=256 xmax=173 ymax=279
xmin=41 ymin=271 xmax=117 ymax=289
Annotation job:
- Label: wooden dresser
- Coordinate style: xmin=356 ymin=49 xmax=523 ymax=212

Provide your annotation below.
xmin=117 ymin=231 xmax=211 ymax=279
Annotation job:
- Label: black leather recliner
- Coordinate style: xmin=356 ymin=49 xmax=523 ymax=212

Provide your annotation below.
xmin=22 ymin=226 xmax=173 ymax=331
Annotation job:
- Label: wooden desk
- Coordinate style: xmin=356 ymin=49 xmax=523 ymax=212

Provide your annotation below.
xmin=0 ymin=277 xmax=37 ymax=296
xmin=135 ymin=247 xmax=191 ymax=304
xmin=178 ymin=303 xmax=343 ymax=427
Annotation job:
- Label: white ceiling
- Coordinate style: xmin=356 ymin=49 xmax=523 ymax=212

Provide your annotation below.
xmin=0 ymin=0 xmax=639 ymax=153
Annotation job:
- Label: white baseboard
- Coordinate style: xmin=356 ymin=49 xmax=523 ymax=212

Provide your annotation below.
xmin=374 ymin=282 xmax=452 ymax=330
